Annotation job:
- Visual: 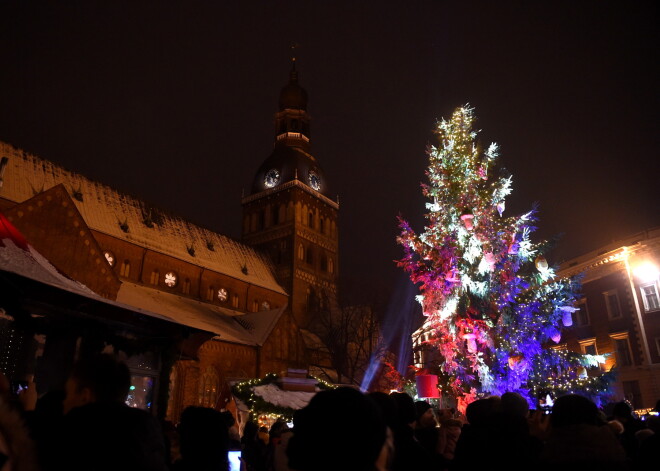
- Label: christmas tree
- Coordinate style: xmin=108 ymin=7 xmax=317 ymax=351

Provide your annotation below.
xmin=397 ymin=106 xmax=614 ymax=408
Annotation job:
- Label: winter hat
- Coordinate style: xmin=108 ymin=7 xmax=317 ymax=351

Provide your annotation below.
xmin=414 ymin=401 xmax=432 ymax=421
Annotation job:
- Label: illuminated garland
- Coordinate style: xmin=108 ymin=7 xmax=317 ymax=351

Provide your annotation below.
xmin=231 ymin=373 xmax=336 ymax=421
xmin=398 ymin=106 xmax=614 ymax=407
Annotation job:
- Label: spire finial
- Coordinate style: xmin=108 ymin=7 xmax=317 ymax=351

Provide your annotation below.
xmin=289 ymin=42 xmax=299 ymax=81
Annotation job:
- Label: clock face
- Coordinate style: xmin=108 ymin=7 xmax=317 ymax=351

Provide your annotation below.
xmin=308 ymin=170 xmax=321 ymax=191
xmin=264 ymin=169 xmax=281 ymax=188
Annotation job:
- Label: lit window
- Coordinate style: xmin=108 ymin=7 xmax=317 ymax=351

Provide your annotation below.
xmin=252 ymin=300 xmax=259 ymax=312
xmin=218 ymin=288 xmax=228 ymax=302
xmin=640 ymin=284 xmax=660 ymax=311
xmin=104 ymin=251 xmax=115 ymax=267
xmin=120 ymin=260 xmax=130 ymax=277
xmin=232 ymin=294 xmax=239 ymax=308
xmin=298 ymin=244 xmax=304 ymax=260
xmin=328 ymin=258 xmax=334 ymax=274
xmin=207 ymin=286 xmax=215 ymax=302
xmin=604 ymin=290 xmax=622 ymax=319
xmin=198 ymin=367 xmax=219 ymax=408
xmin=182 ymin=279 xmax=190 ymax=295
xmin=164 ymin=272 xmax=178 ymax=288
xmin=150 ymin=270 xmax=159 ymax=286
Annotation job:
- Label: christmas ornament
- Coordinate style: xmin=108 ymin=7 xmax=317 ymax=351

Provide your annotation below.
xmin=535 ymin=256 xmax=548 ymax=271
xmin=460 ymin=211 xmax=475 ymax=230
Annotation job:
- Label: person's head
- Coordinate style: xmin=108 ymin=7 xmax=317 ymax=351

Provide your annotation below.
xmin=368 ymin=391 xmax=398 ymax=430
xmin=465 ymin=396 xmax=500 ymax=426
xmin=287 ymin=387 xmax=386 ymax=471
xmin=550 ymin=394 xmax=602 ymax=428
xmin=63 ymin=354 xmax=130 ymax=414
xmin=178 ymin=406 xmax=229 ymax=461
xmin=501 ymin=392 xmax=529 ymax=419
xmin=612 ymin=401 xmax=634 ymax=421
xmin=389 ymin=391 xmax=416 ymax=427
xmin=414 ymin=401 xmax=436 ymax=429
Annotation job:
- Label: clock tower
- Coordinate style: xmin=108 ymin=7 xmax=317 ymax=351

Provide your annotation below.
xmin=241 ymin=61 xmax=339 ymax=329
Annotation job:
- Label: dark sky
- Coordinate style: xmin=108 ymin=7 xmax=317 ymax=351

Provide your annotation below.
xmin=0 ymin=1 xmax=658 ymax=302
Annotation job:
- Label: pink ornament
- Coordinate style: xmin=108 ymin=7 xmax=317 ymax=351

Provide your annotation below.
xmin=416 ymin=374 xmax=441 ymax=398
xmin=549 ymin=329 xmax=562 ymax=343
xmin=460 ymin=212 xmax=474 ymax=231
xmin=478 ymin=167 xmax=488 ymax=180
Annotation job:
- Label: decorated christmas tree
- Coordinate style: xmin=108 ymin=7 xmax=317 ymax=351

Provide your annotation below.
xmin=397 ymin=106 xmax=614 ymax=408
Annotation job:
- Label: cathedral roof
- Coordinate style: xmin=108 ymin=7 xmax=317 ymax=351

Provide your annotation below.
xmin=0 ymin=141 xmax=286 ymax=295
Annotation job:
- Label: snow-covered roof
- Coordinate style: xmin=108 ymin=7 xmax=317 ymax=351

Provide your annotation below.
xmin=0 ymin=213 xmax=284 ymax=346
xmin=0 ymin=142 xmax=286 ymax=295
xmin=234 ymin=383 xmax=317 ymax=412
xmin=0 ymin=227 xmax=99 ymax=299
xmin=115 ymin=282 xmax=286 ymax=345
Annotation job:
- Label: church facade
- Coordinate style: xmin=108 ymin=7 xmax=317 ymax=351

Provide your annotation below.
xmin=0 ymin=64 xmax=335 ymax=420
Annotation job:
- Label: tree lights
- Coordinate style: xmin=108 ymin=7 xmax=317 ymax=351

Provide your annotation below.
xmin=398 ymin=106 xmax=614 ymax=407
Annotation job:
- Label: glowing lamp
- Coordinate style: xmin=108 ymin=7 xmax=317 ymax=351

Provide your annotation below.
xmin=633 ymin=262 xmax=659 ymax=284
xmin=496 ymin=201 xmax=505 ymax=216
xmin=559 ymin=306 xmax=577 ymax=326
xmin=463 ymin=332 xmax=477 ymax=353
xmin=535 ymin=256 xmax=548 ymax=271
xmin=460 ymin=211 xmax=474 ymax=230
xmin=416 ymin=374 xmax=440 ymax=398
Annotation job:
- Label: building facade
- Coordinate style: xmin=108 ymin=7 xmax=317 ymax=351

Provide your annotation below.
xmin=557 ymin=228 xmax=660 ymax=410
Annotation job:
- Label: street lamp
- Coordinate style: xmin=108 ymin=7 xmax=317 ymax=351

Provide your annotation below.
xmin=624 ymin=249 xmax=655 ymax=366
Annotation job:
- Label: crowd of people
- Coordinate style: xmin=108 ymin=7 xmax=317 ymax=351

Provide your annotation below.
xmin=0 ymin=354 xmax=658 ymax=470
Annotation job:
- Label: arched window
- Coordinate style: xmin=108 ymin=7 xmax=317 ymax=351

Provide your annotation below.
xmin=252 ymin=300 xmax=259 ymax=312
xmin=182 ymin=279 xmax=191 ymax=295
xmin=120 ymin=260 xmax=130 ymax=277
xmin=150 ymin=270 xmax=159 ymax=286
xmin=308 ymin=211 xmax=314 ymax=228
xmin=198 ymin=367 xmax=219 ymax=408
xmin=207 ymin=286 xmax=215 ymax=302
xmin=328 ymin=257 xmax=334 ymax=274
xmin=298 ymin=244 xmax=304 ymax=260
xmin=319 ymin=218 xmax=324 ymax=234
xmin=232 ymin=294 xmax=239 ymax=308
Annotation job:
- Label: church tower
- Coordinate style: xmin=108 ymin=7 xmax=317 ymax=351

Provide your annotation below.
xmin=241 ymin=61 xmax=339 ymax=329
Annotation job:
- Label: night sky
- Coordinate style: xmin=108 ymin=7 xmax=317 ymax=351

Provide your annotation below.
xmin=0 ymin=1 xmax=658 ymax=304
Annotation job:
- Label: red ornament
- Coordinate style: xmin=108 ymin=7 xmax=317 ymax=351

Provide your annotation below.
xmin=416 ymin=374 xmax=441 ymax=398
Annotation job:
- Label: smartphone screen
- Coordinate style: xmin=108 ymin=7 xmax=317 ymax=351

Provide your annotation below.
xmin=228 ymin=451 xmax=241 ymax=471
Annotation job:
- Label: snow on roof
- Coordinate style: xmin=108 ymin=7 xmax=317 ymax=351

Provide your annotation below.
xmin=115 ymin=282 xmax=286 ymax=345
xmin=248 ymin=383 xmax=316 ymax=411
xmin=0 ymin=142 xmax=286 ymax=295
xmin=0 ymin=233 xmax=99 ymax=298
xmin=0 ymin=232 xmax=284 ymax=344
